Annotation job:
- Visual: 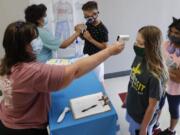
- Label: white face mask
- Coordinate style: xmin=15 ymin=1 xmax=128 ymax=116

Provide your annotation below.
xmin=31 ymin=37 xmax=43 ymax=54
xmin=44 ymin=17 xmax=48 ymax=26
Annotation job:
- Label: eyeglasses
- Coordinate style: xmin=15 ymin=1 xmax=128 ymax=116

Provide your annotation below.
xmin=84 ymin=11 xmax=99 ymax=18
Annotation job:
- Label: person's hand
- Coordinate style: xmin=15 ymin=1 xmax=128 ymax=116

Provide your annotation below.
xmin=83 ymin=31 xmax=93 ymax=41
xmin=139 ymin=128 xmax=147 ymax=135
xmin=74 ymin=24 xmax=82 ymax=35
xmin=169 ymin=68 xmax=180 ymax=83
xmin=74 ymin=24 xmax=87 ymax=35
xmin=107 ymin=41 xmax=125 ymax=56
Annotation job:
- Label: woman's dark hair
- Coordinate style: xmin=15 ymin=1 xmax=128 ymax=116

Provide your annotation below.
xmin=168 ymin=17 xmax=180 ymax=31
xmin=0 ymin=21 xmax=38 ymax=76
xmin=25 ymin=4 xmax=47 ymax=26
xmin=82 ymin=1 xmax=98 ymax=11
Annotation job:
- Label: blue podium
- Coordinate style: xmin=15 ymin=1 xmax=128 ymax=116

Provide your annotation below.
xmin=49 ymin=72 xmax=118 ymax=135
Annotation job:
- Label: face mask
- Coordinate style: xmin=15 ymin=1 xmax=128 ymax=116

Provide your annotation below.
xmin=168 ymin=35 xmax=180 ymax=45
xmin=86 ymin=14 xmax=98 ymax=24
xmin=133 ymin=44 xmax=145 ymax=57
xmin=31 ymin=37 xmax=43 ymax=54
xmin=44 ymin=17 xmax=48 ymax=26
xmin=86 ymin=17 xmax=95 ymax=24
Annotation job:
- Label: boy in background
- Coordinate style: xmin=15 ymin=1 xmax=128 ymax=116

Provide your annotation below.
xmin=81 ymin=1 xmax=109 ymax=82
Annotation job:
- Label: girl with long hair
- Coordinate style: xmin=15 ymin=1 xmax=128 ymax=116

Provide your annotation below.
xmin=126 ymin=26 xmax=169 ymax=135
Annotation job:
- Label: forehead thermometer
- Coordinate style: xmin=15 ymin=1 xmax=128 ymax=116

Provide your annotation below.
xmin=117 ymin=35 xmax=130 ymax=41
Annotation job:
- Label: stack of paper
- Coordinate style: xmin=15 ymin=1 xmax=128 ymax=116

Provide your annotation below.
xmin=46 ymin=59 xmax=72 ymax=65
xmin=46 ymin=55 xmax=88 ymax=66
xmin=70 ymin=92 xmax=111 ymax=119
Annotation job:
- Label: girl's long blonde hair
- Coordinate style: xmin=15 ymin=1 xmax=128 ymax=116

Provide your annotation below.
xmin=139 ymin=26 xmax=169 ymax=88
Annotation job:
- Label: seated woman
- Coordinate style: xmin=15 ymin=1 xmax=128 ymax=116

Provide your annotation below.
xmin=0 ymin=21 xmax=124 ymax=135
xmin=25 ymin=4 xmax=85 ymax=62
xmin=126 ymin=26 xmax=169 ymax=135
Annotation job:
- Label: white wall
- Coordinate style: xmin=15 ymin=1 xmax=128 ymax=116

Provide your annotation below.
xmin=0 ymin=0 xmax=29 ymax=59
xmin=98 ymin=0 xmax=180 ymax=74
xmin=1 ymin=0 xmax=180 ymax=74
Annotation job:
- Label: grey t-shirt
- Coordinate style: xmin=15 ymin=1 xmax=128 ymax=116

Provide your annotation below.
xmin=126 ymin=56 xmax=163 ymax=124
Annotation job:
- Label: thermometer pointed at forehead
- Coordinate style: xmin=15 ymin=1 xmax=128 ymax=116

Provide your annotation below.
xmin=117 ymin=35 xmax=130 ymax=41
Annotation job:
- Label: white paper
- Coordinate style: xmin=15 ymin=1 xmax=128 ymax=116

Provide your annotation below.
xmin=70 ymin=92 xmax=111 ymax=119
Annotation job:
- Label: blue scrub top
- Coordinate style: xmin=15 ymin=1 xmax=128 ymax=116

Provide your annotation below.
xmin=37 ymin=27 xmax=61 ymax=63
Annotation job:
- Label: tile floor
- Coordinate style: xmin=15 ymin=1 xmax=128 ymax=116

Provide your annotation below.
xmin=104 ymin=75 xmax=180 ymax=135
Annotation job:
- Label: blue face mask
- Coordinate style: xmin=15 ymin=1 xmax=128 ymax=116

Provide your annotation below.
xmin=44 ymin=17 xmax=48 ymax=26
xmin=31 ymin=37 xmax=43 ymax=54
xmin=86 ymin=13 xmax=98 ymax=24
xmin=86 ymin=16 xmax=96 ymax=24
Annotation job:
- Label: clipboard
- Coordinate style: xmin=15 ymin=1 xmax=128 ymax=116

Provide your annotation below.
xmin=70 ymin=92 xmax=111 ymax=119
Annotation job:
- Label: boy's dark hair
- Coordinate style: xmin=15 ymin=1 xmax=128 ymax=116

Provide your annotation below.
xmin=25 ymin=4 xmax=47 ymax=26
xmin=82 ymin=1 xmax=98 ymax=11
xmin=169 ymin=17 xmax=180 ymax=31
xmin=0 ymin=21 xmax=38 ymax=75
